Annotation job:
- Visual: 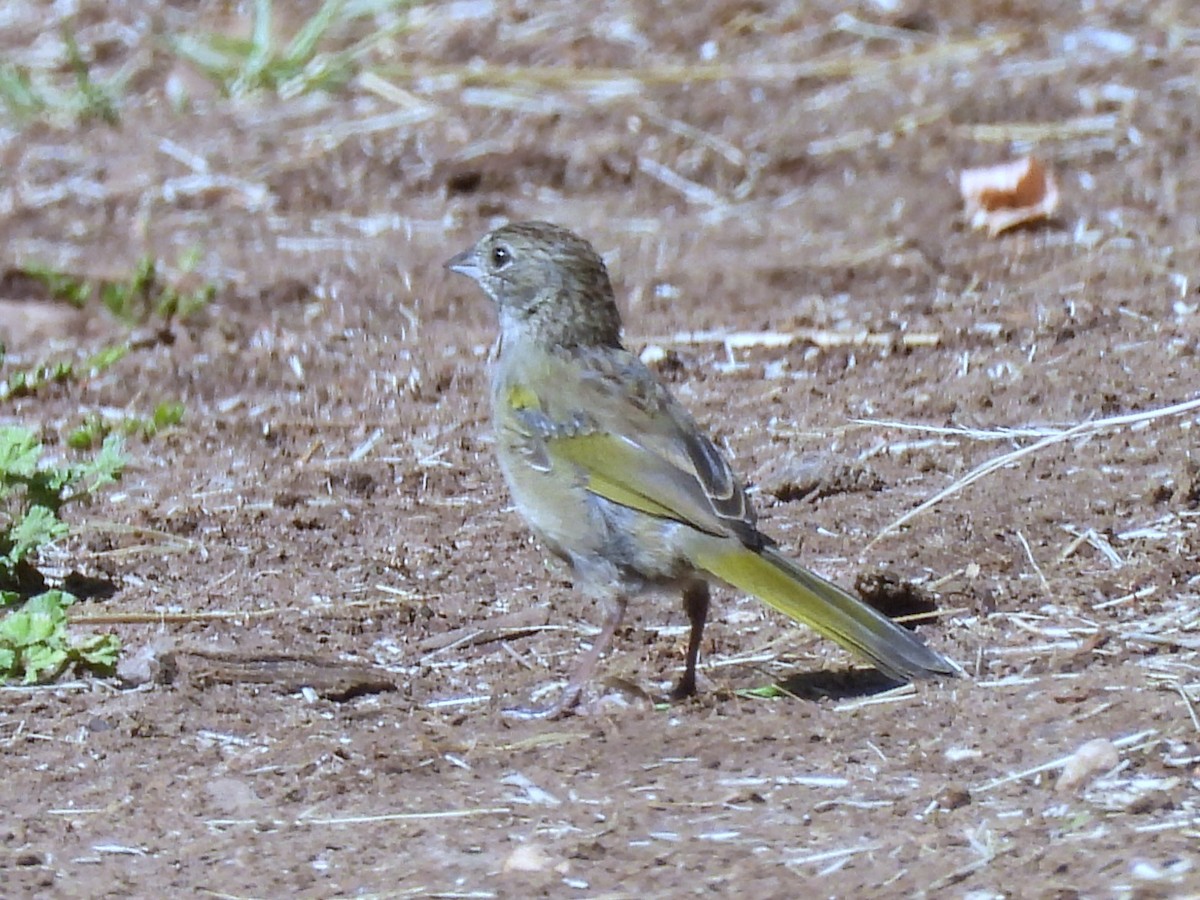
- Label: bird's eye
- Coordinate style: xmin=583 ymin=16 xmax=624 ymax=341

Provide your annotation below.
xmin=490 ymin=245 xmax=511 ymax=269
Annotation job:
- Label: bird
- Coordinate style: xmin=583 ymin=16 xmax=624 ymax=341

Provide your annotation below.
xmin=445 ymin=221 xmax=954 ymax=717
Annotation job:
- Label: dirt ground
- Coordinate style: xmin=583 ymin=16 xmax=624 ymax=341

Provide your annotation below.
xmin=2 ymin=0 xmax=1199 ymax=896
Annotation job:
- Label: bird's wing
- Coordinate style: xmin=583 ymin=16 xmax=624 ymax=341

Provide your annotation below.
xmin=506 ymin=347 xmax=762 ymax=545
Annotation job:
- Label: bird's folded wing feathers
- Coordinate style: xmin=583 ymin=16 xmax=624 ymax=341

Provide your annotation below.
xmin=507 ymin=349 xmax=758 ymax=543
xmin=547 ymin=430 xmax=734 ymax=537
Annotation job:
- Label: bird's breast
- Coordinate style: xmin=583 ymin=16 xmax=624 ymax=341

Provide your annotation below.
xmin=490 ymin=365 xmax=601 ymax=557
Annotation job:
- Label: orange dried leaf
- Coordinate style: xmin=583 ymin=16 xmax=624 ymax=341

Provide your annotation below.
xmin=959 ymin=156 xmax=1060 ymax=236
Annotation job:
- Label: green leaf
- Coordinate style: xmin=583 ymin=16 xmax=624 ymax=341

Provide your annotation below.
xmin=284 ymin=0 xmax=342 ymax=66
xmin=0 ymin=609 xmax=34 ymax=646
xmin=62 ymin=25 xmax=120 ymax=126
xmin=152 ymin=401 xmax=185 ymax=430
xmin=22 ymin=642 xmax=69 ymax=683
xmin=68 ymin=416 xmax=106 ymax=450
xmin=0 ymin=591 xmax=114 ymax=683
xmin=22 ymin=263 xmax=91 ymax=306
xmin=73 ymin=633 xmax=120 ymax=670
xmin=0 ymin=64 xmax=45 ymax=119
xmin=79 ymin=433 xmax=124 ymax=493
xmin=32 ymin=589 xmax=76 ymax=611
xmin=736 ymin=684 xmax=788 ymax=700
xmin=0 ymin=378 xmax=124 ymax=682
xmin=4 ymin=505 xmax=69 ymax=567
xmin=0 ymin=602 xmax=62 ymax=647
xmin=86 ymin=343 xmax=129 ymax=373
xmin=0 ymin=427 xmax=41 ymax=479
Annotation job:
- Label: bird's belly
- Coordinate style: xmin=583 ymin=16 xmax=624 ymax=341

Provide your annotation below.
xmin=497 ymin=442 xmax=693 ymax=586
xmin=496 ymin=444 xmax=600 ymax=559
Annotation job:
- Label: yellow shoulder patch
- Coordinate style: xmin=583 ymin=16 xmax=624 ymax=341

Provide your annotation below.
xmin=506 ymin=384 xmax=540 ymax=411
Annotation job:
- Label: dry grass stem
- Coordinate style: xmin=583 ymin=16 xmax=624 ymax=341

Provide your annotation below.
xmin=644 ymin=327 xmax=942 ymax=355
xmin=297 ymin=807 xmax=512 ymax=827
xmin=833 ymin=683 xmax=917 ymax=712
xmin=1015 ymin=530 xmax=1051 ymax=594
xmin=387 ymin=35 xmax=1016 ymax=91
xmin=955 ymin=114 xmax=1121 ymax=143
xmin=786 ymin=843 xmax=882 ymax=870
xmin=1174 ymin=685 xmax=1200 ymax=734
xmin=868 ymin=395 xmax=1200 ymax=547
xmin=974 ymin=728 xmax=1157 ymax=793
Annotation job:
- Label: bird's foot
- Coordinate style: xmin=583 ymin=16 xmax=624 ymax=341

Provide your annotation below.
xmin=501 ymin=684 xmax=583 ymax=720
xmin=500 ymin=701 xmax=574 ymax=721
xmin=669 ymin=674 xmax=698 ymax=701
xmin=502 ymin=677 xmax=656 ymax=719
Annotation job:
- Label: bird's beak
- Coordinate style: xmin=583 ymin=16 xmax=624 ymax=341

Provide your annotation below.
xmin=444 ymin=248 xmax=481 ymax=279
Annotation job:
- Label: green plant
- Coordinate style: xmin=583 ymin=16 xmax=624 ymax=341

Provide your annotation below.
xmin=168 ymin=0 xmax=414 ymax=99
xmin=14 ymin=253 xmax=215 ymax=327
xmin=0 ymin=63 xmax=43 ymax=121
xmin=20 ymin=262 xmax=92 ymax=307
xmin=1 ymin=345 xmax=129 ymax=403
xmin=0 ymin=254 xmax=214 ymax=402
xmin=67 ymin=401 xmax=187 ymax=450
xmin=736 ymin=684 xmax=789 ymax=700
xmin=61 ymin=24 xmax=119 ymax=125
xmin=0 ymin=23 xmax=122 ymax=128
xmin=0 ymin=590 xmax=119 ymax=683
xmin=0 ymin=426 xmax=124 ymax=682
xmin=99 ymin=256 xmax=215 ymax=326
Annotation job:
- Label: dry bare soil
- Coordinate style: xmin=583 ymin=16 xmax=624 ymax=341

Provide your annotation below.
xmin=2 ymin=1 xmax=1199 ymax=897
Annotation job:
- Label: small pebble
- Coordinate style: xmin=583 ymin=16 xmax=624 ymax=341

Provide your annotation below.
xmin=502 ymin=842 xmax=554 ymax=874
xmin=1055 ymin=737 xmax=1119 ymax=792
xmin=937 ymin=784 xmax=972 ymax=810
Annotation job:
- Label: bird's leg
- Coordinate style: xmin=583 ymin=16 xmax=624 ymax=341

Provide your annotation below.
xmin=504 ymin=593 xmax=628 ymax=720
xmin=671 ymin=580 xmax=710 ymax=700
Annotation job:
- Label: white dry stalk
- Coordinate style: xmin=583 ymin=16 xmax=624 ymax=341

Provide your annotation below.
xmin=348 ymin=427 xmax=385 ymax=461
xmin=1060 ymin=525 xmax=1125 ymax=568
xmin=956 ymin=114 xmax=1121 ymax=143
xmin=855 ymin=420 xmax=1064 ymax=441
xmin=833 ymin=682 xmax=917 ymax=712
xmin=1092 ymin=584 xmax=1157 ymax=610
xmin=1176 ymin=684 xmax=1200 ymax=735
xmin=1016 ymin=530 xmax=1051 ymax=594
xmin=786 ymin=843 xmax=882 ymax=870
xmin=636 ymin=156 xmax=724 ymax=207
xmin=868 ymin=395 xmax=1200 ymax=547
xmin=643 ymin=328 xmax=943 ymax=361
xmin=296 ymin=806 xmax=512 ymax=827
xmin=973 ymin=728 xmax=1157 ymax=793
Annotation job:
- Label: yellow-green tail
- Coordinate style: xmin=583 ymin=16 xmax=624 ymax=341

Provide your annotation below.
xmin=688 ymin=538 xmax=954 ymax=681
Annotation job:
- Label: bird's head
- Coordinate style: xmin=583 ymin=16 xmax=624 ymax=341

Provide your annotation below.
xmin=446 ymin=221 xmax=624 ymax=349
